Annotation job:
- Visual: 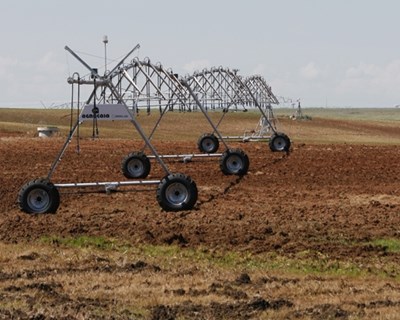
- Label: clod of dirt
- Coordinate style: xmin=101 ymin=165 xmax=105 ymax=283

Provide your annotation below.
xmin=370 ymin=200 xmax=381 ymax=207
xmin=270 ymin=298 xmax=294 ymax=310
xmin=209 ymin=282 xmax=223 ymax=292
xmin=27 ymin=282 xmax=63 ymax=294
xmin=144 ymin=230 xmax=155 ymax=240
xmin=249 ymin=297 xmax=294 ymax=311
xmin=172 ymin=288 xmax=185 ymax=296
xmin=4 ymin=285 xmax=22 ymax=292
xmin=208 ymin=281 xmax=248 ymax=299
xmin=235 ymin=273 xmax=251 ymax=285
xmin=18 ymin=252 xmax=40 ymax=260
xmin=128 ymin=260 xmax=148 ymax=270
xmin=263 ymin=226 xmax=274 ymax=235
xmin=359 ymin=299 xmax=400 ymax=308
xmin=122 ymin=260 xmax=161 ymax=273
xmin=236 ymin=212 xmax=245 ymax=220
xmin=249 ymin=297 xmax=270 ymax=310
xmin=279 ymin=231 xmax=289 ymax=237
xmin=297 ymin=303 xmax=349 ymax=319
xmin=151 ymin=305 xmax=176 ymax=320
xmin=226 ymin=288 xmax=248 ymax=300
xmin=188 ymin=288 xmax=207 ymax=296
xmin=0 ymin=310 xmax=29 ymax=319
xmin=163 ymin=233 xmax=188 ymax=245
xmin=28 ymin=313 xmax=45 ymax=320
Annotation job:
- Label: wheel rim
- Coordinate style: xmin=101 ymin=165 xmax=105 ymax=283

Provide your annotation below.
xmin=202 ymin=138 xmax=216 ymax=153
xmin=225 ymin=154 xmax=243 ymax=174
xmin=127 ymin=158 xmax=145 ymax=177
xmin=165 ymin=182 xmax=189 ymax=206
xmin=272 ymin=136 xmax=287 ymax=151
xmin=27 ymin=188 xmax=50 ymax=212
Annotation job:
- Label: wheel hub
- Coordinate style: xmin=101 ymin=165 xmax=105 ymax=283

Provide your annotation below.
xmin=202 ymin=139 xmax=214 ymax=152
xmin=226 ymin=155 xmax=243 ymax=173
xmin=128 ymin=159 xmax=144 ymax=176
xmin=165 ymin=182 xmax=188 ymax=205
xmin=274 ymin=138 xmax=285 ymax=150
xmin=27 ymin=189 xmax=50 ymax=211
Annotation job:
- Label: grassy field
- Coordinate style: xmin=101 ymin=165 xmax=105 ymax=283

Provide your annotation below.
xmin=2 ymin=236 xmax=400 ymax=319
xmin=278 ymin=107 xmax=400 ymax=121
xmin=1 ymin=107 xmax=400 ymax=142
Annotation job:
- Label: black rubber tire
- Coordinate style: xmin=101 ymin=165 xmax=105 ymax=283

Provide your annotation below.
xmin=197 ymin=133 xmax=219 ymax=153
xmin=219 ymin=148 xmax=250 ymax=176
xmin=18 ymin=178 xmax=60 ymax=214
xmin=121 ymin=152 xmax=151 ymax=179
xmin=269 ymin=132 xmax=291 ymax=152
xmin=156 ymin=173 xmax=198 ymax=211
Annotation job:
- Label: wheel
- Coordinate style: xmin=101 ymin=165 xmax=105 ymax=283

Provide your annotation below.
xmin=121 ymin=152 xmax=151 ymax=179
xmin=269 ymin=132 xmax=291 ymax=152
xmin=219 ymin=148 xmax=249 ymax=176
xmin=18 ymin=178 xmax=60 ymax=214
xmin=197 ymin=133 xmax=219 ymax=153
xmin=156 ymin=173 xmax=198 ymax=211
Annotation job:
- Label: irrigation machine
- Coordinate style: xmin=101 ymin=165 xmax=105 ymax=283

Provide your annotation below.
xmin=17 ymin=42 xmax=291 ymax=214
xmin=18 ymin=44 xmax=198 ymax=214
xmin=101 ymin=61 xmax=291 ymax=177
xmin=183 ymin=70 xmax=291 ymax=153
xmin=101 ymin=58 xmax=251 ymax=176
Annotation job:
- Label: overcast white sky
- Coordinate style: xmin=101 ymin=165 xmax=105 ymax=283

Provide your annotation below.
xmin=0 ymin=0 xmax=399 ymax=108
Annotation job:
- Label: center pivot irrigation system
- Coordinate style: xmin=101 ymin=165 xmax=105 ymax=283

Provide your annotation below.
xmin=18 ymin=44 xmax=199 ymax=214
xmin=98 ymin=59 xmax=291 ymax=177
xmin=181 ymin=70 xmax=291 ymax=153
xmin=17 ymin=42 xmax=291 ymax=214
xmin=102 ymin=59 xmax=252 ymax=176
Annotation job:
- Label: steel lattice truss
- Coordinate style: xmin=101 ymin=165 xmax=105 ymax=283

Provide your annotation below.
xmin=98 ymin=58 xmax=189 ymax=113
xmin=243 ymin=75 xmax=279 ymax=108
xmin=69 ymin=58 xmax=283 ymax=140
xmin=242 ymin=75 xmax=280 ymax=134
xmin=17 ymin=44 xmax=293 ymax=218
xmin=94 ymin=61 xmax=279 ymax=117
xmin=182 ymin=67 xmax=249 ymax=112
xmin=66 ymin=46 xmax=289 ymax=149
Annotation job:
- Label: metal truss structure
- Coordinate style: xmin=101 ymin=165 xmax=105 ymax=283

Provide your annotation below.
xmin=102 ymin=62 xmax=290 ymax=154
xmin=99 ymin=61 xmax=251 ymax=175
xmin=101 ymin=57 xmax=189 ymax=114
xmin=58 ymin=52 xmax=290 ymax=154
xmin=17 ymin=45 xmax=199 ymax=214
xmin=242 ymin=75 xmax=279 ymax=136
xmin=90 ymin=61 xmax=291 ymax=181
xmin=182 ymin=70 xmax=289 ymax=150
xmin=182 ymin=67 xmax=247 ymax=112
xmin=18 ymin=43 xmax=293 ymax=215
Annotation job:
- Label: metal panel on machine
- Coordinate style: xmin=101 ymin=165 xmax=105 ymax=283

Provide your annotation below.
xmin=79 ymin=104 xmax=133 ymax=121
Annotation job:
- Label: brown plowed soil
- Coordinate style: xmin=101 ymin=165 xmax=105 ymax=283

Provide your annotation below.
xmin=1 ymin=137 xmax=400 ymax=258
xmin=1 ymin=118 xmax=400 ymax=319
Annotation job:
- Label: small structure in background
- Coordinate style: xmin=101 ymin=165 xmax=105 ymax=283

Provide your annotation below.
xmin=37 ymin=126 xmax=59 ymax=138
xmin=290 ymin=100 xmax=311 ymax=120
